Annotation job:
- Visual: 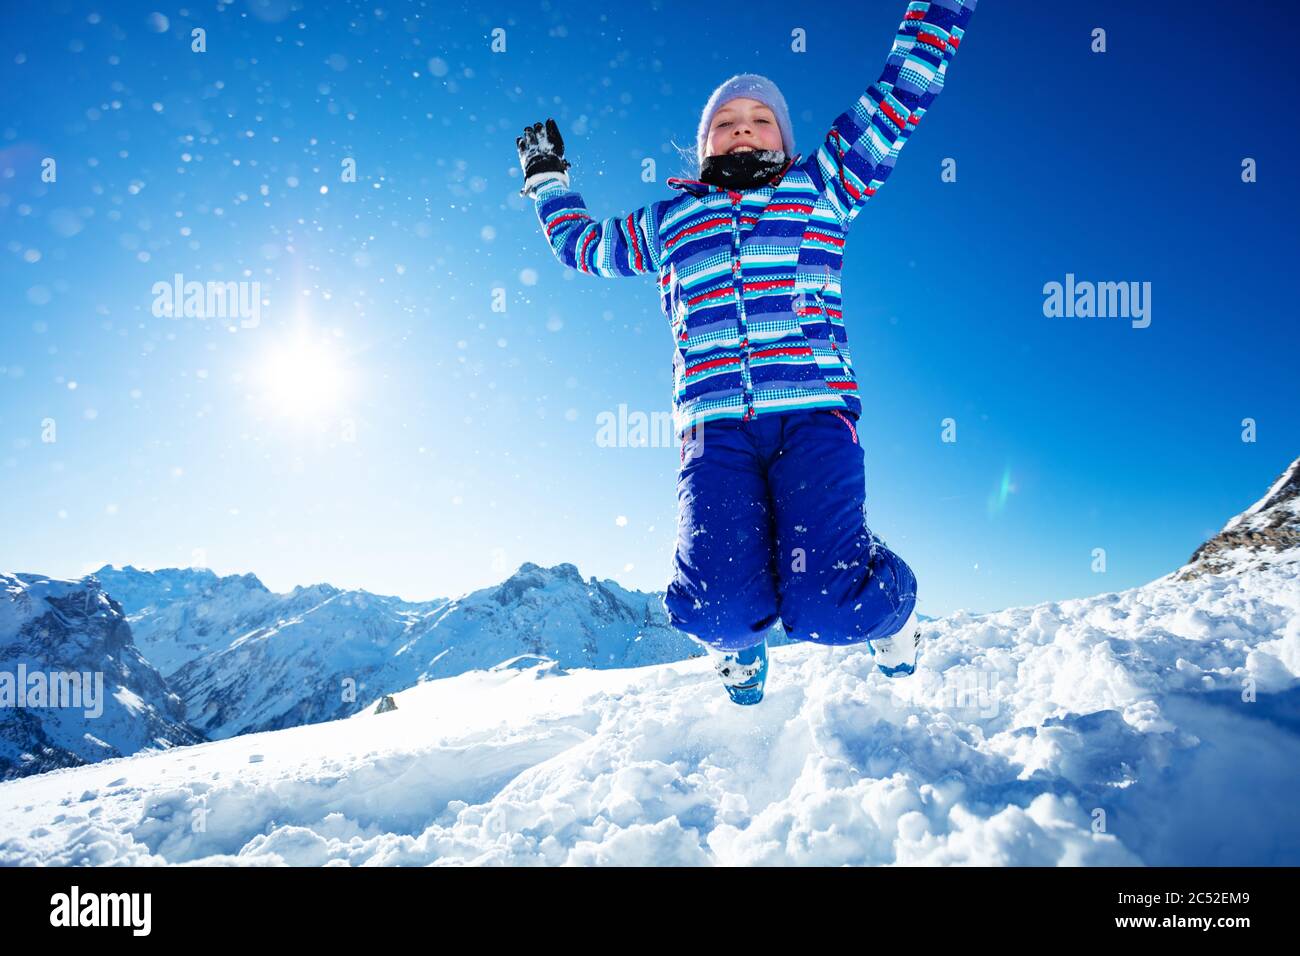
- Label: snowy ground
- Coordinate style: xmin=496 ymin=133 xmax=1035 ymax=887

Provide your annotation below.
xmin=1 ymin=560 xmax=1297 ymax=866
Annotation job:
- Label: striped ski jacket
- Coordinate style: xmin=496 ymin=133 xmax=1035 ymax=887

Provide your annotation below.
xmin=529 ymin=0 xmax=976 ymax=439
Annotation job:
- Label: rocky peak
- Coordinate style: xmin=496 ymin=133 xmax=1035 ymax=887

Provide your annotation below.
xmin=494 ymin=562 xmax=585 ymax=606
xmin=1180 ymin=456 xmax=1300 ymax=579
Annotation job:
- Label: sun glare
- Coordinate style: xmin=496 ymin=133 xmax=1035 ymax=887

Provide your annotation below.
xmin=254 ymin=337 xmax=349 ymax=420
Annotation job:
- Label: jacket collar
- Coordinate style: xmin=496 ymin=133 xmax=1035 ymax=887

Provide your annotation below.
xmin=667 ymin=153 xmax=801 ymax=196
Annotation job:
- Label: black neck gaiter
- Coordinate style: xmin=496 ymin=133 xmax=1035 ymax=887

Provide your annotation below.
xmin=698 ymin=148 xmax=789 ymax=190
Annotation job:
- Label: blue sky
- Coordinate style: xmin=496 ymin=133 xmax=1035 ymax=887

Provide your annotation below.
xmin=1 ymin=0 xmax=1296 ymax=617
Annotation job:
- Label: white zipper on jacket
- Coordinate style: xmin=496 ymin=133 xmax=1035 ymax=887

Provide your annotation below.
xmin=814 ymin=266 xmax=853 ymax=383
xmin=729 ymin=189 xmax=755 ymax=421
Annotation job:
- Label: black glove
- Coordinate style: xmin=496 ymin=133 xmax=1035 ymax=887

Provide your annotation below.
xmin=516 ymin=118 xmax=572 ymax=197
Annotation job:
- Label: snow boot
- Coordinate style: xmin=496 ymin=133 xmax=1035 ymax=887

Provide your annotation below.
xmin=707 ymin=636 xmax=769 ymax=705
xmin=869 ymin=607 xmax=921 ymax=678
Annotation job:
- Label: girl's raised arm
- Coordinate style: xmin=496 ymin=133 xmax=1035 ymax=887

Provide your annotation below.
xmin=517 ymin=118 xmax=665 ymax=278
xmin=806 ymin=0 xmax=977 ymax=231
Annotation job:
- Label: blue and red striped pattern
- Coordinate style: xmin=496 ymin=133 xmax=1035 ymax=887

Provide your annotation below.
xmin=531 ymin=0 xmax=976 ymax=439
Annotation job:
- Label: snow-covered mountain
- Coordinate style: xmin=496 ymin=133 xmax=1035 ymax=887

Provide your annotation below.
xmin=175 ymin=560 xmax=748 ymax=738
xmin=72 ymin=561 xmax=716 ymax=740
xmin=1 ymin=459 xmax=1296 ymax=865
xmin=2 ymin=558 xmax=742 ymax=767
xmin=167 ymin=583 xmax=448 ymax=738
xmin=1180 ymin=456 xmax=1300 ymax=579
xmin=369 ymin=560 xmax=717 ymax=684
xmin=0 ymin=573 xmax=204 ymax=781
xmin=89 ymin=564 xmax=368 ymax=677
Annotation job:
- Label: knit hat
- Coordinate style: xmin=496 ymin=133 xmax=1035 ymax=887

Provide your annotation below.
xmin=696 ymin=73 xmax=795 ymax=168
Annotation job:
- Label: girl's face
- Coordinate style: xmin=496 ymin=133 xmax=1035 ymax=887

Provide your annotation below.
xmin=705 ymin=97 xmax=783 ymax=158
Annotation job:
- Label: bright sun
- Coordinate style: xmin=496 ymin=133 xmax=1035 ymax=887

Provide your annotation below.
xmin=254 ymin=337 xmax=349 ymax=420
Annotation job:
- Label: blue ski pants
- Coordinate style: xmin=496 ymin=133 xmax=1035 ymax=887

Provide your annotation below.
xmin=662 ymin=408 xmax=917 ymax=652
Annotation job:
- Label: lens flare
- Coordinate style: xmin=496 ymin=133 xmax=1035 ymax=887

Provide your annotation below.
xmin=986 ymin=466 xmax=1018 ymax=517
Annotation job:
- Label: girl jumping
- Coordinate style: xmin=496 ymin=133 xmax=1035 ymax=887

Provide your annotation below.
xmin=516 ymin=0 xmax=978 ymax=704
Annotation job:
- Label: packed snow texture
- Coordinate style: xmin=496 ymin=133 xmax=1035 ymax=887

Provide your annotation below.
xmin=2 ymin=556 xmax=1297 ymax=865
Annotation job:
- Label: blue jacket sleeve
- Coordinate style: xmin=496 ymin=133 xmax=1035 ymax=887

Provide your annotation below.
xmin=805 ymin=0 xmax=977 ymax=231
xmin=531 ymin=177 xmax=665 ymax=278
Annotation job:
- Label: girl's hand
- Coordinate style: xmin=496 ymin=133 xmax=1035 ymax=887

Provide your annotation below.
xmin=516 ymin=118 xmax=572 ymax=197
